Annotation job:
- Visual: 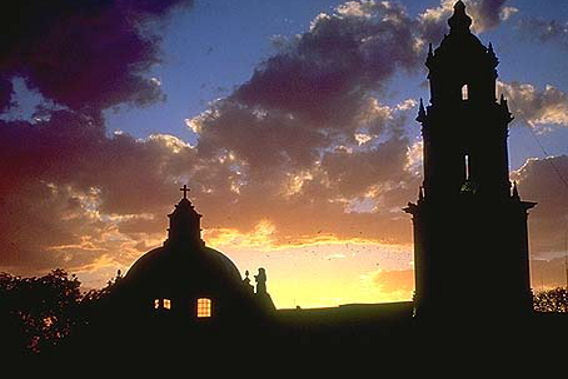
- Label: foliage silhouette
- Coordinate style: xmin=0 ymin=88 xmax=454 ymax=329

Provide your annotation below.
xmin=0 ymin=268 xmax=121 ymax=356
xmin=533 ymin=287 xmax=568 ymax=313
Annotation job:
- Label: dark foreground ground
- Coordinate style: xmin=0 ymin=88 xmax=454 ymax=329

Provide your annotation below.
xmin=7 ymin=302 xmax=566 ymax=374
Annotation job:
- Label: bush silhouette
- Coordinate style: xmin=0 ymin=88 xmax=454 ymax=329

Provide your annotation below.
xmin=0 ymin=268 xmax=121 ymax=356
xmin=533 ymin=287 xmax=568 ymax=313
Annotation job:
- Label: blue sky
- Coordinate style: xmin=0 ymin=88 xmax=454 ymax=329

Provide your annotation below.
xmin=97 ymin=0 xmax=568 ymax=170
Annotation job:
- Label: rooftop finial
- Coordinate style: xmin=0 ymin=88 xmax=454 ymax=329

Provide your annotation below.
xmin=426 ymin=43 xmax=434 ymax=67
xmin=417 ymin=98 xmax=427 ymax=122
xmin=243 ymin=270 xmax=254 ymax=292
xmin=512 ymin=181 xmax=520 ymax=199
xmin=180 ymin=184 xmax=190 ymax=199
xmin=488 ymin=42 xmax=499 ymax=66
xmin=448 ymin=0 xmax=472 ymax=34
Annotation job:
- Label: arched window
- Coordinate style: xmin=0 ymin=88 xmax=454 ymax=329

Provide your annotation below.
xmin=197 ymin=298 xmax=212 ymax=318
xmin=461 ymin=84 xmax=469 ymax=100
xmin=154 ymin=299 xmax=160 ymax=309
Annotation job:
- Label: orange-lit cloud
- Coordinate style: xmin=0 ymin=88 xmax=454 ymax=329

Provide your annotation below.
xmin=370 ymin=269 xmax=415 ymax=297
xmin=498 ymin=81 xmax=568 ymax=130
xmin=512 ymin=155 xmax=568 ymax=255
xmin=205 ymin=220 xmax=411 ymax=251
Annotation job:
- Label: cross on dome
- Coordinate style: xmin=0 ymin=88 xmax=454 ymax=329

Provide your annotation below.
xmin=180 ymin=184 xmax=190 ymax=199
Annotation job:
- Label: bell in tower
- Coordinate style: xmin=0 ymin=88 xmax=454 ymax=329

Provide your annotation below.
xmin=405 ymin=1 xmax=535 ymax=323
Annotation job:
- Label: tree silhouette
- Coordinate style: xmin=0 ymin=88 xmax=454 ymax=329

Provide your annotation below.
xmin=0 ymin=268 xmax=122 ymax=356
xmin=0 ymin=269 xmax=81 ymax=355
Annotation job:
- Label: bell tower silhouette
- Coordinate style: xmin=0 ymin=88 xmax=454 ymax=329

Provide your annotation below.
xmin=405 ymin=1 xmax=535 ymax=321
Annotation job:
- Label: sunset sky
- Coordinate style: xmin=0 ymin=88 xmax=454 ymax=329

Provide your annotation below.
xmin=1 ymin=0 xmax=567 ymax=308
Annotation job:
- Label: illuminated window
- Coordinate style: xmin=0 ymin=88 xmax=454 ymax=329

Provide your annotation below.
xmin=154 ymin=298 xmax=171 ymax=310
xmin=197 ymin=298 xmax=212 ymax=318
xmin=163 ymin=299 xmax=171 ymax=310
xmin=464 ymin=154 xmax=470 ymax=180
xmin=461 ymin=84 xmax=469 ymax=100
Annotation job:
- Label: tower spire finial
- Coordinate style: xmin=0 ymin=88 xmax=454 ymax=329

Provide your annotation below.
xmin=448 ymin=0 xmax=472 ymax=34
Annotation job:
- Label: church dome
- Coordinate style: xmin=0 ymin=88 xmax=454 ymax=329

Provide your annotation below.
xmin=115 ymin=186 xmax=257 ymax=321
xmin=122 ymin=187 xmax=243 ymax=291
xmin=124 ymin=244 xmax=243 ymax=290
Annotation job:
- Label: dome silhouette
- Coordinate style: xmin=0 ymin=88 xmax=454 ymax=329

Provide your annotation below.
xmin=123 ymin=244 xmax=245 ymax=304
xmin=111 ymin=186 xmax=274 ymax=325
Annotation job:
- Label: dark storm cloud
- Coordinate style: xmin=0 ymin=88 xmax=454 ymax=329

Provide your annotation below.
xmin=0 ymin=0 xmax=193 ymax=114
xmin=0 ymin=112 xmax=199 ymax=272
xmin=234 ymin=1 xmax=420 ymax=127
xmin=0 ymin=112 xmax=204 ymax=215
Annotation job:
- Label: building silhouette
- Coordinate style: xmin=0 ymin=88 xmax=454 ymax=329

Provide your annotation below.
xmin=88 ymin=186 xmax=275 ymax=357
xmin=51 ymin=3 xmax=567 ymax=369
xmin=108 ymin=2 xmax=537 ymax=339
xmin=404 ymin=1 xmax=535 ymax=321
xmin=115 ymin=185 xmax=274 ymax=323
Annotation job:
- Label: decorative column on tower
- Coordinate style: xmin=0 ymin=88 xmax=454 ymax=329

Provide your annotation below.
xmin=405 ymin=1 xmax=535 ymax=321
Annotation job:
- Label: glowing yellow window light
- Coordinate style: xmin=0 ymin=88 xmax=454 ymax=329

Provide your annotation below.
xmin=197 ymin=298 xmax=212 ymax=318
xmin=154 ymin=299 xmax=160 ymax=309
xmin=163 ymin=299 xmax=171 ymax=310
